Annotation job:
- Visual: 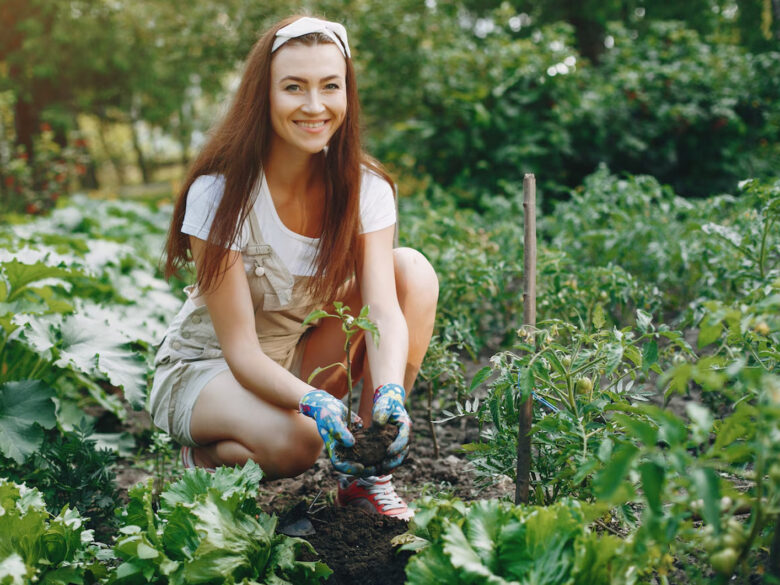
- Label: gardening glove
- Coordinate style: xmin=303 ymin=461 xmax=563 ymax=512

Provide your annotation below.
xmin=299 ymin=389 xmax=365 ymax=476
xmin=372 ymin=383 xmax=412 ymax=471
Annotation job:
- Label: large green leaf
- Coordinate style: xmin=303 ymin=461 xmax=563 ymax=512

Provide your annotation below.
xmin=0 ymin=260 xmax=76 ymax=302
xmin=55 ymin=314 xmax=147 ymax=409
xmin=0 ymin=380 xmax=56 ymax=463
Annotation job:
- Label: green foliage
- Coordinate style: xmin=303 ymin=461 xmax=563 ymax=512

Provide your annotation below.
xmin=0 ymin=195 xmax=182 ymax=428
xmin=110 ymin=461 xmax=331 ymax=585
xmin=403 ymin=497 xmax=652 ymax=584
xmin=3 ymin=422 xmax=120 ymax=540
xmin=377 ymin=10 xmax=780 ymax=201
xmin=0 ymin=380 xmax=56 ymax=464
xmin=0 ymin=478 xmax=109 ymax=585
xmin=465 ymin=312 xmax=686 ymax=503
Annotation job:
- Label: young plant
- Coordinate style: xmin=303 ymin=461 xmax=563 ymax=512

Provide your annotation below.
xmin=302 ymin=301 xmax=379 ymax=422
xmin=416 ymin=334 xmax=467 ymax=459
xmin=12 ymin=420 xmax=119 ymax=540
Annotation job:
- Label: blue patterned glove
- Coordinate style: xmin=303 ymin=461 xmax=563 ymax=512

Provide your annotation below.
xmin=372 ymin=383 xmax=411 ymax=470
xmin=299 ymin=390 xmax=364 ymax=475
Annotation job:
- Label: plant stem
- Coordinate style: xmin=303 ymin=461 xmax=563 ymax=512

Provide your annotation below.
xmin=758 ymin=216 xmax=775 ymax=279
xmin=345 ymin=338 xmax=353 ymax=423
xmin=428 ymin=380 xmax=440 ymax=459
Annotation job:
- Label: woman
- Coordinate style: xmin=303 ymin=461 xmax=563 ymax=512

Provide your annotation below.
xmin=149 ymin=15 xmax=438 ymax=521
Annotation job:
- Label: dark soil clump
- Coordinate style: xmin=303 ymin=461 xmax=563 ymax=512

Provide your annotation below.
xmin=337 ymin=424 xmax=399 ymax=468
xmin=303 ymin=505 xmax=411 ymax=585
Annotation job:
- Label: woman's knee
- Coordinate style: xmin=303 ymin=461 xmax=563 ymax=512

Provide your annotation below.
xmin=256 ymin=414 xmax=323 ymax=478
xmin=394 ymin=247 xmax=439 ymax=311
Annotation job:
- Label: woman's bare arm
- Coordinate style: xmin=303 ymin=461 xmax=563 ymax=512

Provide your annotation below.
xmin=357 ymin=225 xmax=409 ymax=388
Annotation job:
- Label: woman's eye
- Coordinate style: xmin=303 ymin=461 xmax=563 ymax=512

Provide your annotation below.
xmin=324 ymin=83 xmax=340 ymax=90
xmin=284 ymin=84 xmax=301 ymax=92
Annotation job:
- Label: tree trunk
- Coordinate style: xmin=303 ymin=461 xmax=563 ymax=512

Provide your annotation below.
xmin=130 ymin=120 xmax=151 ymax=184
xmin=12 ymin=90 xmax=37 ymax=161
xmin=772 ymin=0 xmax=780 ymax=39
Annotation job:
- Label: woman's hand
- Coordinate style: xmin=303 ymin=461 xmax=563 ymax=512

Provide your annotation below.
xmin=373 ymin=383 xmax=411 ymax=471
xmin=299 ymin=389 xmax=365 ymax=475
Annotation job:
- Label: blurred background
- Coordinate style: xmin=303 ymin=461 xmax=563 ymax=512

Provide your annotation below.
xmin=1 ymin=0 xmax=778 ymax=214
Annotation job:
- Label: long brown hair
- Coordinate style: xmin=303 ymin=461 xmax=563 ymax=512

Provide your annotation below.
xmin=164 ymin=15 xmax=393 ymax=302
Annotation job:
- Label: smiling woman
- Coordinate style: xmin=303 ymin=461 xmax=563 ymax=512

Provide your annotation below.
xmin=151 ymin=15 xmax=439 ymax=522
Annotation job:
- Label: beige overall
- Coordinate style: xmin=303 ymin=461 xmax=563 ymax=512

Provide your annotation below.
xmin=148 ymin=195 xmax=318 ymax=446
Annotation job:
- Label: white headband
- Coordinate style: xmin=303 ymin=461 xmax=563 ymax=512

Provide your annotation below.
xmin=272 ymin=17 xmax=351 ymax=59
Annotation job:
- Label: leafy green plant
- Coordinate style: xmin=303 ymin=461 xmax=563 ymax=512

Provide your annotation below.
xmin=0 ymin=478 xmax=110 ymax=584
xmin=465 ymin=310 xmax=687 ymax=504
xmin=110 ymin=461 xmax=331 ymax=585
xmin=302 ymin=302 xmax=379 ymax=422
xmin=5 ymin=421 xmax=120 ymax=540
xmin=416 ymin=334 xmax=468 ymax=459
xmin=401 ymin=496 xmax=654 ymax=584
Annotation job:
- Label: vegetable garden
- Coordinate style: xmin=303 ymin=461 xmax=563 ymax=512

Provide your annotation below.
xmin=1 ymin=168 xmax=777 ymax=584
xmin=2 ymin=2 xmax=780 ymax=583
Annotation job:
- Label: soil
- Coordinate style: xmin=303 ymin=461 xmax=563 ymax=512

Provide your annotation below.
xmin=336 ymin=424 xmax=399 ymax=468
xmin=281 ymin=503 xmax=413 ymax=585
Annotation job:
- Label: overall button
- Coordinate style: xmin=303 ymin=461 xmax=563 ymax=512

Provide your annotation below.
xmin=181 ymin=331 xmax=191 ymax=339
xmin=171 ymin=341 xmax=182 ymax=350
xmin=191 ymin=315 xmax=202 ymax=324
xmin=254 ymin=266 xmax=266 ymax=277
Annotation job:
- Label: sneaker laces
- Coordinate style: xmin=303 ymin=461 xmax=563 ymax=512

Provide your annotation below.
xmin=356 ymin=475 xmax=406 ymax=512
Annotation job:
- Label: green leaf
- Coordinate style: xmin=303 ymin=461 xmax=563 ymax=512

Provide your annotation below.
xmin=593 ymin=443 xmax=639 ymax=501
xmin=636 ymin=310 xmax=652 ymax=333
xmin=691 ymin=468 xmax=721 ymax=532
xmin=55 ymin=314 xmax=147 ymax=409
xmin=611 ymin=413 xmax=658 ymax=446
xmin=1 ymin=260 xmax=77 ymax=303
xmin=302 ymin=309 xmax=331 ymax=327
xmin=0 ymin=380 xmax=56 ymax=463
xmin=639 ymin=461 xmax=664 ymax=515
xmin=469 ymin=366 xmax=492 ymax=392
xmin=604 ymin=343 xmax=624 ymax=374
xmin=686 ymin=403 xmax=714 ymax=444
xmin=697 ymin=319 xmax=723 ymax=348
xmin=641 ymin=340 xmax=658 ymax=373
xmin=517 ymin=366 xmax=534 ymax=402
xmin=442 ymin=520 xmax=509 ymax=584
xmin=592 ymin=304 xmax=606 ymax=330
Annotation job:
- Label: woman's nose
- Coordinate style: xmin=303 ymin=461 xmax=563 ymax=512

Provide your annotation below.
xmin=302 ymin=90 xmax=325 ymax=114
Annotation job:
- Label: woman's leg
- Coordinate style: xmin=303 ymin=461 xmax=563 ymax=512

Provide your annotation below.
xmin=300 ymin=247 xmax=439 ymax=423
xmin=188 ymin=368 xmax=323 ymax=479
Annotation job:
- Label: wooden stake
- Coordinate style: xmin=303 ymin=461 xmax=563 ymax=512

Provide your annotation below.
xmin=515 ymin=173 xmax=536 ymax=505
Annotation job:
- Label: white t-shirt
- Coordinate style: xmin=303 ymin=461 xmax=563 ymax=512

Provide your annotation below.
xmin=181 ymin=168 xmax=396 ymax=277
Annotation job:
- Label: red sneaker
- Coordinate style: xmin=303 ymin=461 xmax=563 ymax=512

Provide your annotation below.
xmin=336 ymin=474 xmax=413 ymax=521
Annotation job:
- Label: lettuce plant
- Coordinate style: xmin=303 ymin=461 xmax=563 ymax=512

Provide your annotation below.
xmin=110 ymin=461 xmax=331 ymax=585
xmin=401 ymin=497 xmax=647 ymax=584
xmin=0 ymin=478 xmax=109 ymax=585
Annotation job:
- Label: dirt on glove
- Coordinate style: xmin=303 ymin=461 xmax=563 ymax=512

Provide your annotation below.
xmin=336 ymin=424 xmax=399 ymax=468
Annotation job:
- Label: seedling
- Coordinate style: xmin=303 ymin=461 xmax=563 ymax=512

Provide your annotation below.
xmin=303 ymin=301 xmax=379 ymax=423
